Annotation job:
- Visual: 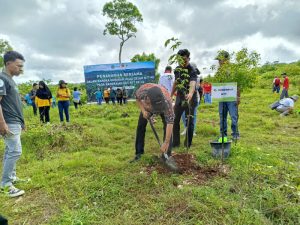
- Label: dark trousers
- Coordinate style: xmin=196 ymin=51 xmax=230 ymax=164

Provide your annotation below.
xmin=38 ymin=106 xmax=50 ymax=123
xmin=0 ymin=215 xmax=8 ymax=225
xmin=73 ymin=101 xmax=79 ymax=109
xmin=280 ymin=88 xmax=288 ymax=100
xmin=111 ymin=97 xmax=116 ymax=104
xmin=104 ymin=97 xmax=109 ymax=104
xmin=173 ymin=103 xmax=196 ymax=148
xmin=58 ymin=101 xmax=70 ymax=122
xmin=135 ymin=112 xmax=172 ymax=156
xmin=123 ymin=98 xmax=127 ymax=104
xmin=117 ymin=97 xmax=123 ymax=105
xmin=32 ymin=102 xmax=37 ymax=116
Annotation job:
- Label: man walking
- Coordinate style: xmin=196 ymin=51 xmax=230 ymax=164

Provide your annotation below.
xmin=171 ymin=49 xmax=197 ymax=148
xmin=0 ymin=51 xmax=26 ymax=197
xmin=280 ymin=72 xmax=289 ymax=99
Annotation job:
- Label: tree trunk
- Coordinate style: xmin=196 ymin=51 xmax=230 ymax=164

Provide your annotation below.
xmin=119 ymin=41 xmax=124 ymax=64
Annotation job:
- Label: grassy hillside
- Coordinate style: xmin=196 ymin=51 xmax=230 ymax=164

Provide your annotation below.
xmin=1 ymin=65 xmax=300 ymax=224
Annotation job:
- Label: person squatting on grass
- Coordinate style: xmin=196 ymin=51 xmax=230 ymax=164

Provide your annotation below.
xmin=0 ymin=51 xmax=26 ymax=197
xmin=171 ymin=49 xmax=198 ymax=148
xmin=131 ymin=83 xmax=174 ymax=162
xmin=35 ymin=81 xmax=52 ymax=123
xmin=270 ymin=95 xmax=298 ymax=117
xmin=57 ymin=80 xmax=71 ymax=123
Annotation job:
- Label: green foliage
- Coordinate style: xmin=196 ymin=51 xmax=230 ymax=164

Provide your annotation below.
xmin=102 ymin=0 xmax=143 ymax=63
xmin=0 ymin=83 xmax=300 ymax=224
xmin=165 ymin=37 xmax=189 ymax=102
xmin=130 ymin=52 xmax=160 ymax=82
xmin=212 ymin=48 xmax=260 ymax=92
xmin=0 ymin=39 xmax=13 ymax=68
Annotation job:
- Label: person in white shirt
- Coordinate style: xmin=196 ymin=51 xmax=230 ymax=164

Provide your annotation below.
xmin=158 ymin=66 xmax=174 ymax=94
xmin=275 ymin=95 xmax=298 ymax=116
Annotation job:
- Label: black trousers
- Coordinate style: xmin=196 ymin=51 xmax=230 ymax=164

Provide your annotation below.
xmin=39 ymin=106 xmax=50 ymax=123
xmin=173 ymin=103 xmax=196 ymax=148
xmin=32 ymin=102 xmax=37 ymax=116
xmin=0 ymin=215 xmax=8 ymax=225
xmin=117 ymin=97 xmax=123 ymax=105
xmin=135 ymin=112 xmax=172 ymax=156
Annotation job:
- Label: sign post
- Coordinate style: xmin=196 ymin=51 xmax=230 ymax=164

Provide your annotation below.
xmin=83 ymin=62 xmax=155 ymax=102
xmin=211 ymin=82 xmax=237 ymax=162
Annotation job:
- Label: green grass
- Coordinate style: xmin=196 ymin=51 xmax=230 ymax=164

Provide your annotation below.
xmin=0 ymin=85 xmax=300 ymax=225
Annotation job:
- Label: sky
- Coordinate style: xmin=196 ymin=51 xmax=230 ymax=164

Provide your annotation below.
xmin=0 ymin=0 xmax=299 ymax=83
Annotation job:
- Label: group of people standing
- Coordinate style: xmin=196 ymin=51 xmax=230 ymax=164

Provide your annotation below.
xmin=272 ymin=72 xmax=290 ymax=99
xmin=28 ymin=80 xmax=82 ymax=123
xmin=132 ymin=49 xmax=238 ymax=162
xmin=271 ymin=73 xmax=299 ymax=116
xmin=95 ymin=87 xmax=128 ymax=105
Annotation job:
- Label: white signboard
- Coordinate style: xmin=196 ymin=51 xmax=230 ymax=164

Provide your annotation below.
xmin=212 ymin=82 xmax=237 ymax=102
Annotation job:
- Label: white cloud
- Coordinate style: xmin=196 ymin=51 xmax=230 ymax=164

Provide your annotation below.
xmin=0 ymin=0 xmax=299 ymax=83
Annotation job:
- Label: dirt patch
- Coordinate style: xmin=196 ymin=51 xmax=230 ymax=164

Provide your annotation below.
xmin=145 ymin=153 xmax=230 ymax=185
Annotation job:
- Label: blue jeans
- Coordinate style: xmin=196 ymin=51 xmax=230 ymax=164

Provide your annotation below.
xmin=97 ymin=98 xmax=102 ymax=105
xmin=1 ymin=124 xmax=22 ymax=187
xmin=111 ymin=97 xmax=116 ymax=104
xmin=273 ymin=85 xmax=280 ymax=93
xmin=204 ymin=93 xmax=211 ymax=104
xmin=58 ymin=101 xmax=70 ymax=122
xmin=219 ymin=102 xmax=239 ymax=137
xmin=181 ymin=101 xmax=199 ymax=131
xmin=280 ymin=88 xmax=288 ymax=100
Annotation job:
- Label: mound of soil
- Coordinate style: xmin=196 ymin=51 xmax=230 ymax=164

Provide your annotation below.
xmin=145 ymin=153 xmax=230 ymax=185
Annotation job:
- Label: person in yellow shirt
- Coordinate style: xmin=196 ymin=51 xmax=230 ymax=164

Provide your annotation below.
xmin=103 ymin=87 xmax=110 ymax=104
xmin=57 ymin=80 xmax=71 ymax=122
xmin=35 ymin=81 xmax=52 ymax=123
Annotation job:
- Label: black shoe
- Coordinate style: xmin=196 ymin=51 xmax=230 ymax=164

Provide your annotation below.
xmin=129 ymin=154 xmax=142 ymax=163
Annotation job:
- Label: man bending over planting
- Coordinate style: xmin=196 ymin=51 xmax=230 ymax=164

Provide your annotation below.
xmin=130 ymin=83 xmax=175 ymax=162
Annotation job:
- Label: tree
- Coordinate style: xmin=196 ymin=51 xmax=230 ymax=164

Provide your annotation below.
xmin=131 ymin=52 xmax=160 ymax=82
xmin=212 ymin=48 xmax=260 ymax=92
xmin=0 ymin=39 xmax=13 ymax=68
xmin=102 ymin=0 xmax=143 ymax=64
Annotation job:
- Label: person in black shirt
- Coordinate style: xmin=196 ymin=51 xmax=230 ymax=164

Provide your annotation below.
xmin=171 ymin=49 xmax=197 ymax=148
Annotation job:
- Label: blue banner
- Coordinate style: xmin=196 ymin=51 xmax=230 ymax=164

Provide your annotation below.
xmin=84 ymin=62 xmax=155 ymax=102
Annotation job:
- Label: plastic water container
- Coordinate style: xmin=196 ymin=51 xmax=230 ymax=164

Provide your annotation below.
xmin=210 ymin=141 xmax=232 ymax=158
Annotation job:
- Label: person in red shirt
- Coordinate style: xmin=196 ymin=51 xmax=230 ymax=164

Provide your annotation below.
xmin=280 ymin=72 xmax=289 ymax=99
xmin=203 ymin=81 xmax=212 ymax=104
xmin=272 ymin=76 xmax=281 ymax=93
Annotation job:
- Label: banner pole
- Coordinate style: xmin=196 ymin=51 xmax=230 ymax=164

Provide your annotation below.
xmin=221 ymin=102 xmax=225 ymax=164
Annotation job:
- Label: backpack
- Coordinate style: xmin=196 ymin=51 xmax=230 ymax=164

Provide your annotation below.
xmin=274 ymin=78 xmax=280 ymax=86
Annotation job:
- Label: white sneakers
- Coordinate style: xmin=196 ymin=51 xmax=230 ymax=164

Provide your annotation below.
xmin=1 ymin=185 xmax=25 ymax=198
